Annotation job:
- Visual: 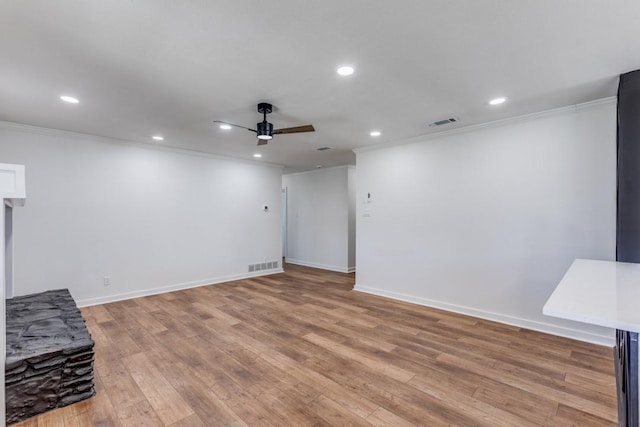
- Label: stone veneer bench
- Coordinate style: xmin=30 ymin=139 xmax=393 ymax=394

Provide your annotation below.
xmin=5 ymin=289 xmax=95 ymax=424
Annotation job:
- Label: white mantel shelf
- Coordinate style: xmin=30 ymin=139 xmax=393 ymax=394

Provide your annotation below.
xmin=544 ymin=258 xmax=640 ymax=333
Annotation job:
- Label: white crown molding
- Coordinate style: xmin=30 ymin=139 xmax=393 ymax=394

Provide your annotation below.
xmin=0 ymin=120 xmax=284 ymax=170
xmin=353 ymin=96 xmax=617 ymax=155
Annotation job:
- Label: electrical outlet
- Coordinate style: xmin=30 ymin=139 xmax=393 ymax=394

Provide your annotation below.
xmin=103 ymin=276 xmax=111 ymax=286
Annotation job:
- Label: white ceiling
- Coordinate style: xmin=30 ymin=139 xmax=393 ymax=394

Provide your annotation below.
xmin=1 ymin=1 xmax=640 ymax=172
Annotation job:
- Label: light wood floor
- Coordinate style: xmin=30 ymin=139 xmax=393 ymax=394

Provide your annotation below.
xmin=14 ymin=264 xmax=617 ymax=426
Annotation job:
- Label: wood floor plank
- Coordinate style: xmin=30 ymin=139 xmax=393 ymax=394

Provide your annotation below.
xmin=17 ymin=263 xmax=617 ymax=426
xmin=99 ymin=362 xmax=148 ymax=413
xmin=302 ymin=355 xmax=468 ymax=427
xmin=123 ymin=352 xmax=194 ymax=425
xmin=85 ymin=374 xmax=122 ymax=426
xmin=565 ymin=370 xmax=616 ymax=389
xmin=99 ymin=320 xmax=142 ymax=358
xmin=471 ymin=380 xmax=558 ymax=425
xmin=438 ymin=352 xmax=616 ymax=421
xmin=308 ymin=394 xmax=375 ymax=427
xmin=258 ymin=349 xmax=379 ymax=419
xmin=408 ymin=374 xmax=541 ymax=427
xmin=83 ymin=304 xmax=114 ymax=324
xmin=149 ymin=352 xmax=249 ymax=426
xmin=167 ymin=414 xmax=208 ymax=427
xmin=192 ymin=302 xmax=242 ymax=325
xmin=32 ymin=410 xmax=63 ymax=427
xmin=552 ymin=403 xmax=617 ymax=427
xmin=303 ymin=332 xmax=416 ymax=383
xmin=366 ymin=407 xmax=415 ymax=427
xmin=114 ymin=400 xmax=164 ymax=426
xmin=63 ymin=415 xmax=84 ymax=427
xmin=10 ymin=418 xmax=37 ymax=427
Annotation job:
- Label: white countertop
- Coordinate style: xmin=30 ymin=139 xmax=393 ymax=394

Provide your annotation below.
xmin=544 ymin=258 xmax=640 ymax=333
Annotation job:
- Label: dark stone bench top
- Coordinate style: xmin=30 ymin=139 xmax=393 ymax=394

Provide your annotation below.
xmin=5 ymin=289 xmax=94 ymax=369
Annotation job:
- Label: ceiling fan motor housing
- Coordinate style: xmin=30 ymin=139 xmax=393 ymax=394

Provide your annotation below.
xmin=257 ymin=121 xmax=274 ymax=140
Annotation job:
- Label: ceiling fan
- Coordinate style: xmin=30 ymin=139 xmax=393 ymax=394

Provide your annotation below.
xmin=214 ymin=103 xmax=315 ymax=146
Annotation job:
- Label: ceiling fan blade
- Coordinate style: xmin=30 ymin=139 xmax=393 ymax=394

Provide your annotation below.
xmin=272 ymin=125 xmax=315 ymax=135
xmin=213 ymin=120 xmax=257 ymax=133
xmin=257 ymin=139 xmax=269 ymax=146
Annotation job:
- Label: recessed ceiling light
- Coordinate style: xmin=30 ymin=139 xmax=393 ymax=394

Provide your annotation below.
xmin=369 ymin=130 xmax=381 ymax=137
xmin=219 ymin=124 xmax=232 ymax=130
xmin=152 ymin=135 xmax=164 ymax=141
xmin=253 ymin=153 xmax=262 ymax=158
xmin=489 ymin=97 xmax=507 ymax=106
xmin=60 ymin=95 xmax=79 ymax=104
xmin=337 ymin=66 xmax=354 ymax=76
xmin=316 ymin=165 xmax=323 ymax=169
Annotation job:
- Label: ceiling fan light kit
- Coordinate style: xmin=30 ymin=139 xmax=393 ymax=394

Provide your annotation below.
xmin=257 ymin=121 xmax=273 ymax=140
xmin=214 ymin=102 xmax=315 ymax=146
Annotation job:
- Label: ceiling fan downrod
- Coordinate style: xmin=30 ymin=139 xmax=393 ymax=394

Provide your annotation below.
xmin=257 ymin=103 xmax=274 ymax=140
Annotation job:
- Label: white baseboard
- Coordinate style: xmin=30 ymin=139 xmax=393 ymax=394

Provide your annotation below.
xmin=353 ymin=284 xmax=614 ymax=347
xmin=77 ymin=269 xmax=284 ymax=307
xmin=285 ymin=258 xmax=352 ymax=274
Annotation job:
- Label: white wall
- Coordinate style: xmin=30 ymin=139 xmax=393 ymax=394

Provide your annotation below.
xmin=283 ymin=165 xmax=355 ymax=273
xmin=354 ymin=99 xmax=617 ymax=345
xmin=0 ymin=123 xmax=283 ymax=306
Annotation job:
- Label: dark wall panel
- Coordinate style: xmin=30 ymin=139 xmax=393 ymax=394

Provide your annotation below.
xmin=617 ymin=70 xmax=640 ymax=262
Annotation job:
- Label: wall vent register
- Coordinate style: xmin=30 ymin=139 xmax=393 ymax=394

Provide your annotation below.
xmin=248 ymin=261 xmax=279 ymax=272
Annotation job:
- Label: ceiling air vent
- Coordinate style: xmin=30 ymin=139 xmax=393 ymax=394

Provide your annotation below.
xmin=315 ymin=146 xmax=333 ymax=151
xmin=428 ymin=117 xmax=457 ymax=127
